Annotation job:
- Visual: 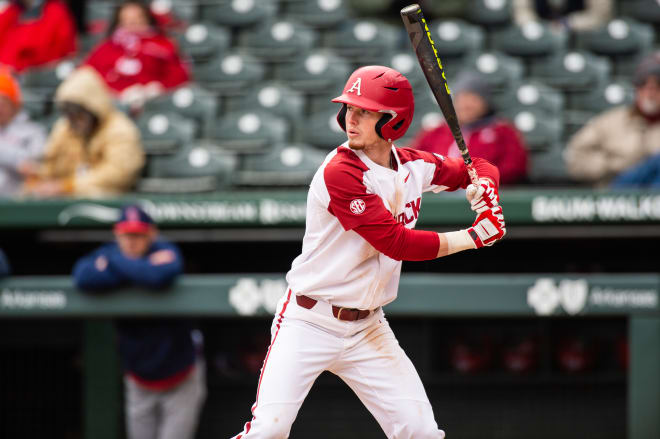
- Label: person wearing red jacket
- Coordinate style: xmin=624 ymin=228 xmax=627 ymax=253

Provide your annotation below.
xmin=85 ymin=0 xmax=190 ymax=107
xmin=412 ymin=71 xmax=529 ymax=185
xmin=0 ymin=0 xmax=76 ymax=72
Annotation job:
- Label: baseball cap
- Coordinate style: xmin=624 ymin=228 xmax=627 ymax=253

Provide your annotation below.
xmin=633 ymin=51 xmax=660 ymax=87
xmin=0 ymin=67 xmax=21 ymax=106
xmin=114 ymin=204 xmax=155 ymax=234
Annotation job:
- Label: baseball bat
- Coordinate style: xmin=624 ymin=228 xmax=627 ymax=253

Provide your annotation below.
xmin=400 ymin=4 xmax=480 ymax=187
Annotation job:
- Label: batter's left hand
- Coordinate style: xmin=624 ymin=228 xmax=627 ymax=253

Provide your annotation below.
xmin=466 ymin=178 xmax=498 ymax=213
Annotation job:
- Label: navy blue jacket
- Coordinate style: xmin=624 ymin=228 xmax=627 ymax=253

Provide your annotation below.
xmin=73 ymin=239 xmax=197 ymax=382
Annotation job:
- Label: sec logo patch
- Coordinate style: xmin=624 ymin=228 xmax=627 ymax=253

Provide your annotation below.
xmin=349 ymin=199 xmax=366 ymax=215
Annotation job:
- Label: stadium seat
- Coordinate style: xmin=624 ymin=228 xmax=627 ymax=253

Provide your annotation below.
xmin=529 ymin=51 xmax=611 ymax=91
xmin=136 ymin=111 xmax=196 ymax=155
xmin=379 ymin=52 xmax=427 ymax=89
xmin=300 ymin=105 xmax=347 ymax=150
xmin=619 ymin=0 xmax=660 ymax=25
xmin=236 ymin=143 xmax=327 ymax=186
xmin=465 ymin=0 xmax=511 ymax=28
xmin=143 ymin=86 xmax=219 ymax=138
xmin=578 ymin=18 xmax=655 ymax=56
xmin=21 ymin=89 xmax=51 ymax=118
xmin=426 ymin=19 xmax=485 ymax=58
xmin=491 ymin=22 xmax=568 ymax=57
xmin=501 ymin=107 xmax=562 ymax=150
xmin=562 ymin=79 xmax=635 ymax=139
xmin=274 ymin=50 xmax=351 ymax=94
xmin=225 ymin=82 xmax=305 ymax=133
xmin=492 ymin=80 xmax=564 ymax=116
xmin=237 ymin=19 xmax=318 ymax=61
xmin=207 ymin=110 xmax=291 ymax=153
xmin=528 ymin=142 xmax=570 ymax=183
xmin=461 ymin=51 xmax=524 ymax=90
xmin=150 ymin=0 xmax=197 ymax=24
xmin=20 ymin=59 xmax=77 ymax=96
xmin=193 ymin=51 xmax=266 ymax=95
xmin=282 ymin=0 xmax=349 ymax=28
xmin=323 ymin=19 xmax=400 ymax=62
xmin=176 ymin=22 xmax=231 ymax=63
xmin=345 ymin=0 xmax=392 ymax=15
xmin=143 ymin=142 xmax=237 ymax=192
xmin=199 ymin=0 xmax=277 ymax=27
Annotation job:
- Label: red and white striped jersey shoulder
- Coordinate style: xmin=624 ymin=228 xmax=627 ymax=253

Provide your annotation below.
xmin=285 ymin=143 xmax=492 ymax=310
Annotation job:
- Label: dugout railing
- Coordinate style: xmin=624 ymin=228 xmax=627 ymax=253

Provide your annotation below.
xmin=0 ymin=273 xmax=658 ymax=439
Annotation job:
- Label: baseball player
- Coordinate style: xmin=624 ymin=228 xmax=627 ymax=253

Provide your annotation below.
xmin=232 ymin=66 xmax=506 ymax=438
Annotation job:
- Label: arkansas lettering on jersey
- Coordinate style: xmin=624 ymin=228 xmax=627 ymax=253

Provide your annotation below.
xmin=285 ymin=142 xmax=499 ymax=311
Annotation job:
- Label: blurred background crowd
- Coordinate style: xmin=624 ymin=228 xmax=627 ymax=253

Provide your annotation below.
xmin=0 ymin=0 xmax=659 ymax=200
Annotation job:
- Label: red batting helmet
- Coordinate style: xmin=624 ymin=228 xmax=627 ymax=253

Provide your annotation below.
xmin=332 ymin=65 xmax=414 ymax=142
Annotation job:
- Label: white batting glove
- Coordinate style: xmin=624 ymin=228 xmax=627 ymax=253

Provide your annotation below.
xmin=466 ymin=178 xmax=499 ymax=213
xmin=467 ymin=205 xmax=506 ymax=248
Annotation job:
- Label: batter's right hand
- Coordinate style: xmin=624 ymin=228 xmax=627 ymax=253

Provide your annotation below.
xmin=467 ymin=206 xmax=506 ymax=248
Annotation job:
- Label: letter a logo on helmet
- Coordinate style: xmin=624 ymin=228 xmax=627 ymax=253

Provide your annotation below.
xmin=332 ymin=65 xmax=415 ymax=142
xmin=347 ymin=77 xmax=362 ymax=96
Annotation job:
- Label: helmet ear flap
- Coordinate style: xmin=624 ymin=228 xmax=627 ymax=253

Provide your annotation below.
xmin=337 ymin=104 xmax=347 ymax=131
xmin=375 ymin=113 xmax=393 ymax=140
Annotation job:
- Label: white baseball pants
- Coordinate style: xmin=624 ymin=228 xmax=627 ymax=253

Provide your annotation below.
xmin=232 ymin=289 xmax=445 ymax=439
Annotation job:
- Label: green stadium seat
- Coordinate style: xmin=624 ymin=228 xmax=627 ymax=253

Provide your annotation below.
xmin=143 ymin=86 xmax=219 ymax=138
xmin=612 ymin=49 xmax=654 ymax=78
xmin=193 ymin=51 xmax=266 ymax=95
xmin=578 ymin=18 xmax=655 ymax=56
xmin=492 ymin=80 xmax=564 ymax=116
xmin=150 ymin=0 xmax=197 ymax=23
xmin=199 ymin=0 xmax=276 ymax=27
xmin=501 ymin=108 xmax=562 ymax=151
xmin=282 ymin=0 xmax=349 ymax=28
xmin=619 ymin=0 xmax=660 ymax=25
xmin=461 ymin=51 xmax=524 ymax=90
xmin=323 ymin=19 xmax=400 ymax=62
xmin=274 ymin=50 xmax=351 ymax=94
xmin=236 ymin=143 xmax=327 ymax=186
xmin=136 ymin=112 xmax=196 ymax=155
xmin=529 ymin=51 xmax=611 ymax=91
xmin=300 ymin=105 xmax=347 ymax=150
xmin=143 ymin=142 xmax=237 ymax=192
xmin=20 ymin=59 xmax=77 ymax=96
xmin=379 ymin=52 xmax=427 ymax=89
xmin=562 ymin=79 xmax=635 ymax=139
xmin=86 ymin=0 xmax=115 ymax=23
xmin=21 ymin=89 xmax=51 ymax=118
xmin=528 ymin=142 xmax=570 ymax=184
xmin=176 ymin=22 xmax=231 ymax=63
xmin=491 ymin=22 xmax=568 ymax=57
xmin=427 ymin=19 xmax=485 ymax=58
xmin=237 ymin=19 xmax=318 ymax=61
xmin=465 ymin=0 xmax=511 ymax=28
xmin=225 ymin=82 xmax=305 ymax=132
xmin=207 ymin=110 xmax=291 ymax=153
xmin=345 ymin=0 xmax=392 ymax=15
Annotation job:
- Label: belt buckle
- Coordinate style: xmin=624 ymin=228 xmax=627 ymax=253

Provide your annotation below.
xmin=336 ymin=307 xmax=347 ymax=321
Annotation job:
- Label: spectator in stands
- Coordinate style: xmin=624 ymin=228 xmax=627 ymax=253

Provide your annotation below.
xmin=0 ymin=68 xmax=46 ymax=197
xmin=512 ymin=0 xmax=613 ymax=33
xmin=22 ymin=66 xmax=144 ymax=198
xmin=0 ymin=0 xmax=76 ymax=72
xmin=85 ymin=0 xmax=190 ymax=108
xmin=611 ymin=153 xmax=660 ymax=188
xmin=0 ymin=248 xmax=9 ymax=277
xmin=565 ymin=51 xmax=660 ymax=187
xmin=72 ymin=204 xmax=206 ymax=439
xmin=412 ymin=71 xmax=529 ymax=185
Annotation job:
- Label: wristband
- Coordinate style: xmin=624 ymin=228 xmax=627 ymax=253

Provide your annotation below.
xmin=445 ymin=229 xmax=477 ymax=255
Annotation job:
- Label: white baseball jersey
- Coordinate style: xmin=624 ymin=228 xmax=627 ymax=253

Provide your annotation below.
xmin=286 ymin=142 xmax=489 ymax=310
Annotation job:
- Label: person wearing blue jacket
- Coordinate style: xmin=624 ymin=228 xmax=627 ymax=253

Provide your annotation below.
xmin=73 ymin=204 xmax=206 ymax=439
xmin=612 ymin=153 xmax=660 ymax=188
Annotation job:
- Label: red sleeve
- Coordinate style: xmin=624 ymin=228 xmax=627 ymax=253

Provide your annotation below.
xmin=159 ymin=39 xmax=190 ymax=89
xmin=397 ymin=147 xmax=501 ymax=190
xmin=324 ymin=149 xmax=439 ymax=261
